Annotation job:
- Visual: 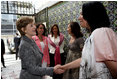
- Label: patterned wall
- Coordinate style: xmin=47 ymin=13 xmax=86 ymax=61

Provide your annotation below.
xmin=48 ymin=1 xmax=80 ymax=40
xmin=35 ymin=1 xmax=117 ymax=41
xmin=48 ymin=1 xmax=117 ymax=40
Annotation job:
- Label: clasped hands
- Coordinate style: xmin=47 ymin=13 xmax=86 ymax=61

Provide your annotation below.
xmin=54 ymin=64 xmax=66 ymax=74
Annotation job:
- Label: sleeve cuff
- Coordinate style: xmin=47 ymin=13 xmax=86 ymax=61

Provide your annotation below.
xmin=46 ymin=67 xmax=54 ymax=77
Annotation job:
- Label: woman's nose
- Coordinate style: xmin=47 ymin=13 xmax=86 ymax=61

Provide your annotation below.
xmin=34 ymin=25 xmax=36 ymax=29
xmin=78 ymin=15 xmax=81 ymax=20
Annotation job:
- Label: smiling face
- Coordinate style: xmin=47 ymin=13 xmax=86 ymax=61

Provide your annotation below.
xmin=78 ymin=12 xmax=89 ymax=28
xmin=78 ymin=12 xmax=91 ymax=30
xmin=52 ymin=26 xmax=58 ymax=35
xmin=22 ymin=22 xmax=36 ymax=38
xmin=67 ymin=24 xmax=72 ymax=35
xmin=37 ymin=24 xmax=44 ymax=35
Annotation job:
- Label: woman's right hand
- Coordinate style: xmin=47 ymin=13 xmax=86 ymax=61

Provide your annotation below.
xmin=53 ymin=64 xmax=65 ymax=74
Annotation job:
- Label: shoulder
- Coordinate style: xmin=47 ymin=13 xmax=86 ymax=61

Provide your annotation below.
xmin=92 ymin=27 xmax=115 ymax=36
xmin=60 ymin=33 xmax=64 ymax=37
xmin=48 ymin=34 xmax=52 ymax=37
xmin=91 ymin=28 xmax=115 ymax=40
xmin=43 ymin=36 xmax=47 ymax=39
xmin=75 ymin=37 xmax=84 ymax=45
xmin=77 ymin=37 xmax=84 ymax=41
xmin=60 ymin=33 xmax=64 ymax=35
xmin=19 ymin=40 xmax=33 ymax=56
xmin=32 ymin=35 xmax=39 ymax=40
xmin=76 ymin=37 xmax=84 ymax=43
xmin=43 ymin=36 xmax=48 ymax=41
xmin=20 ymin=37 xmax=33 ymax=50
xmin=20 ymin=40 xmax=30 ymax=49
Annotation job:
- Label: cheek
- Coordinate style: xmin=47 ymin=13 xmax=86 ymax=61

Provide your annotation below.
xmin=42 ymin=29 xmax=44 ymax=32
xmin=54 ymin=29 xmax=57 ymax=32
xmin=52 ymin=28 xmax=54 ymax=31
xmin=84 ymin=21 xmax=88 ymax=26
xmin=67 ymin=28 xmax=71 ymax=33
xmin=83 ymin=21 xmax=86 ymax=25
xmin=67 ymin=29 xmax=69 ymax=33
xmin=67 ymin=28 xmax=69 ymax=31
xmin=37 ymin=29 xmax=40 ymax=32
xmin=53 ymin=29 xmax=56 ymax=32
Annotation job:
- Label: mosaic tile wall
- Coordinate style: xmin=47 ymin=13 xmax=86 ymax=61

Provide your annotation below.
xmin=48 ymin=1 xmax=117 ymax=39
xmin=35 ymin=1 xmax=117 ymax=41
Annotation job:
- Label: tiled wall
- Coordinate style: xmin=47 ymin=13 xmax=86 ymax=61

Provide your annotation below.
xmin=35 ymin=1 xmax=117 ymax=40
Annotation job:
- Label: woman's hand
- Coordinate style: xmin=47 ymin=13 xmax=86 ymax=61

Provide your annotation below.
xmin=54 ymin=64 xmax=65 ymax=74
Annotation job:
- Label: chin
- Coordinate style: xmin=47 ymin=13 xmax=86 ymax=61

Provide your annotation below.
xmin=68 ymin=32 xmax=71 ymax=34
xmin=80 ymin=25 xmax=85 ymax=28
xmin=33 ymin=33 xmax=36 ymax=36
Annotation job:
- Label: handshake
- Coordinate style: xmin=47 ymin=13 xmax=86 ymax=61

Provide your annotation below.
xmin=53 ymin=64 xmax=66 ymax=74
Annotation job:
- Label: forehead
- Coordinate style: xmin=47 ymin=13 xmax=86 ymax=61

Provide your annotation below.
xmin=39 ymin=25 xmax=44 ymax=27
xmin=53 ymin=26 xmax=58 ymax=29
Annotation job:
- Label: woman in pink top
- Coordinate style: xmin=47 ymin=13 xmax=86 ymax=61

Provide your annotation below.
xmin=59 ymin=1 xmax=117 ymax=79
xmin=32 ymin=23 xmax=50 ymax=67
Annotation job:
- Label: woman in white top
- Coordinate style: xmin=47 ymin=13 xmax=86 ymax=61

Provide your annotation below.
xmin=48 ymin=24 xmax=65 ymax=79
xmin=59 ymin=1 xmax=117 ymax=79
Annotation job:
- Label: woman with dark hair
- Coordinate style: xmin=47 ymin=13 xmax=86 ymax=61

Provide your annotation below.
xmin=63 ymin=22 xmax=84 ymax=79
xmin=32 ymin=23 xmax=50 ymax=68
xmin=48 ymin=24 xmax=65 ymax=79
xmin=59 ymin=1 xmax=117 ymax=79
xmin=50 ymin=24 xmax=60 ymax=37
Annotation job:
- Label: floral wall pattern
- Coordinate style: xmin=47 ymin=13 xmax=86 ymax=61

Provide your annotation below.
xmin=35 ymin=1 xmax=117 ymax=41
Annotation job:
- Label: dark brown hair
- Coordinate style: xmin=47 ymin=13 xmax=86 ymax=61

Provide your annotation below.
xmin=69 ymin=22 xmax=83 ymax=38
xmin=82 ymin=1 xmax=110 ymax=32
xmin=36 ymin=23 xmax=46 ymax=36
xmin=50 ymin=24 xmax=60 ymax=37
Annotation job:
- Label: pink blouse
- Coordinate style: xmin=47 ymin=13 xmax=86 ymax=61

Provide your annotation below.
xmin=93 ymin=28 xmax=117 ymax=62
xmin=32 ymin=36 xmax=50 ymax=65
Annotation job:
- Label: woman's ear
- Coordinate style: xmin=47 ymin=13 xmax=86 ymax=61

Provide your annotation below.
xmin=21 ymin=27 xmax=24 ymax=32
xmin=21 ymin=27 xmax=25 ymax=33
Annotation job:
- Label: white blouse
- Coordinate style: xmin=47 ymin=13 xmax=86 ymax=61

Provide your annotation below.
xmin=48 ymin=34 xmax=64 ymax=54
xmin=40 ymin=42 xmax=45 ymax=53
xmin=79 ymin=28 xmax=112 ymax=79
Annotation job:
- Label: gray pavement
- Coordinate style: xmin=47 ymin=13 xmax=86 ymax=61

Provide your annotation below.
xmin=1 ymin=42 xmax=52 ymax=79
xmin=1 ymin=52 xmax=52 ymax=79
xmin=1 ymin=52 xmax=21 ymax=79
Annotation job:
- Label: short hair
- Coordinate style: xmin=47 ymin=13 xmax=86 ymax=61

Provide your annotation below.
xmin=50 ymin=24 xmax=60 ymax=37
xmin=36 ymin=23 xmax=46 ymax=36
xmin=82 ymin=1 xmax=110 ymax=32
xmin=16 ymin=16 xmax=34 ymax=36
xmin=69 ymin=22 xmax=83 ymax=38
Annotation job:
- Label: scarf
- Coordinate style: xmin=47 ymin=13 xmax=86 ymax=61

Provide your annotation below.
xmin=48 ymin=33 xmax=64 ymax=65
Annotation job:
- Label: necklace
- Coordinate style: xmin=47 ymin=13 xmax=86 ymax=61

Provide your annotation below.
xmin=38 ymin=36 xmax=43 ymax=41
xmin=39 ymin=36 xmax=42 ymax=39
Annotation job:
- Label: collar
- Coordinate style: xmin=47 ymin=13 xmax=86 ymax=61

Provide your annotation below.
xmin=22 ymin=35 xmax=35 ymax=44
xmin=35 ymin=35 xmax=46 ymax=40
